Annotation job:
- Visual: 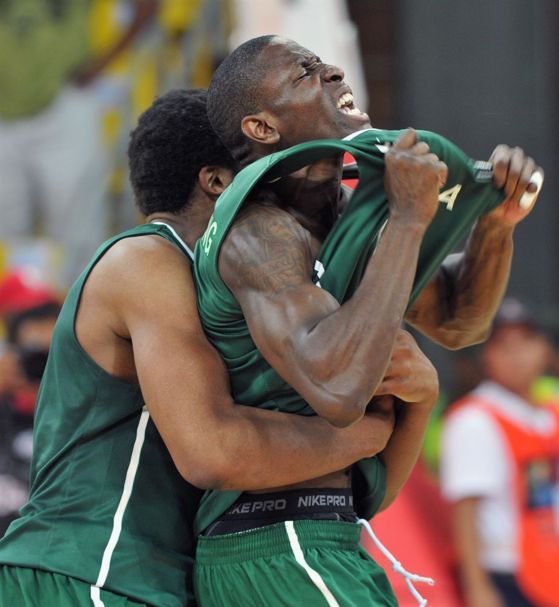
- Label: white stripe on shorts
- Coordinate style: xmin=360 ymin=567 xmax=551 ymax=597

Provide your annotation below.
xmin=90 ymin=586 xmax=103 ymax=607
xmin=90 ymin=407 xmax=150 ymax=606
xmin=284 ymin=521 xmax=341 ymax=607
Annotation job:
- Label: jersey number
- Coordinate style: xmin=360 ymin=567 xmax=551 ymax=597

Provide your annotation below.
xmin=438 ymin=184 xmax=462 ymax=211
xmin=202 ymin=220 xmax=218 ymax=255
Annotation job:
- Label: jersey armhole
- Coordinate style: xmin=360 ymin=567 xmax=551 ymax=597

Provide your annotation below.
xmin=68 ymin=226 xmax=187 ymax=385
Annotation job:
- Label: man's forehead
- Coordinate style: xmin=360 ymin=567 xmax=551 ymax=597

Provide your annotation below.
xmin=264 ymin=37 xmax=317 ymax=65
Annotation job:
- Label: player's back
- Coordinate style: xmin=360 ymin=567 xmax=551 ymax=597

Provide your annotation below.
xmin=0 ymin=224 xmax=203 ymax=607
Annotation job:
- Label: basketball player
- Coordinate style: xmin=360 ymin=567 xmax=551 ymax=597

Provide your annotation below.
xmin=193 ymin=36 xmax=543 ymax=605
xmin=0 ymin=90 xmax=399 ymax=607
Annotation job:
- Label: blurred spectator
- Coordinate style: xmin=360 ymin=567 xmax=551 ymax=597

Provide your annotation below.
xmin=532 ymin=339 xmax=559 ymax=407
xmin=0 ymin=0 xmax=156 ymax=286
xmin=441 ymin=299 xmax=559 ymax=607
xmin=91 ymin=0 xmax=231 ymax=230
xmin=0 ymin=271 xmax=60 ymax=534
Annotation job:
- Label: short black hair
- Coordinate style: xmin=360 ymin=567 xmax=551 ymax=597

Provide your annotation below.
xmin=128 ymin=89 xmax=235 ymax=216
xmin=207 ymin=35 xmax=275 ymax=163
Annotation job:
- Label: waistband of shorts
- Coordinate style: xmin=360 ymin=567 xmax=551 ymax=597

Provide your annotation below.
xmin=196 ymin=519 xmax=362 ymax=565
xmin=219 ymin=488 xmax=355 ymax=520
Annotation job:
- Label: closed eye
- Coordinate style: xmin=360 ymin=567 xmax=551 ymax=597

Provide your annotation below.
xmin=296 ymin=60 xmax=321 ymax=81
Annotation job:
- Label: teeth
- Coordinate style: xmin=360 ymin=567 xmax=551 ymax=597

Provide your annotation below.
xmin=337 ymin=92 xmax=354 ymax=109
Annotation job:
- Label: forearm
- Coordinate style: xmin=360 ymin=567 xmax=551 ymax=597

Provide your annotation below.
xmin=194 ymin=405 xmax=392 ymax=491
xmin=410 ymin=217 xmax=514 ymax=349
xmin=456 ymin=217 xmax=513 ymax=332
xmin=296 ymin=217 xmax=426 ymax=423
xmin=377 ymin=400 xmax=433 ymax=511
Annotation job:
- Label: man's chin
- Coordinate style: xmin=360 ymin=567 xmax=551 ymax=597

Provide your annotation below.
xmin=338 ymin=110 xmax=371 ymax=137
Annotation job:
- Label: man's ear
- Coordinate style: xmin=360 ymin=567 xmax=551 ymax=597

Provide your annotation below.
xmin=241 ymin=112 xmax=280 ymax=146
xmin=198 ymin=166 xmax=234 ymax=196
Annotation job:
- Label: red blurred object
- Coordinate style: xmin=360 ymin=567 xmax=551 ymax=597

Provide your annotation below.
xmin=364 ymin=462 xmax=465 ymax=607
xmin=343 ymin=153 xmax=359 ymax=189
xmin=0 ymin=270 xmax=58 ymax=315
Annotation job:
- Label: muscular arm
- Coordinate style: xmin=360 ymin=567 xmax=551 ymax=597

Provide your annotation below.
xmin=407 ymin=145 xmax=543 ymax=349
xmin=220 ymin=130 xmax=446 ymax=427
xmin=221 ymin=205 xmax=426 ymax=427
xmin=374 ymin=331 xmax=438 ymax=511
xmin=94 ymin=237 xmax=390 ymax=491
xmin=406 ymin=219 xmax=513 ymax=349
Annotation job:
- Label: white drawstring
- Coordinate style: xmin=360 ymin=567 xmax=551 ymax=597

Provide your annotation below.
xmin=357 ymin=518 xmax=435 ymax=606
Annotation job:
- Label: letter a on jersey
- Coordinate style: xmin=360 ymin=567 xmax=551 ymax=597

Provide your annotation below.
xmin=438 ymin=184 xmax=462 ymax=211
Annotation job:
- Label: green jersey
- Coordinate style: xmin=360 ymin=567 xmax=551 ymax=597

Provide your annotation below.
xmin=194 ymin=128 xmax=504 ymax=533
xmin=0 ymin=224 xmax=202 ymax=607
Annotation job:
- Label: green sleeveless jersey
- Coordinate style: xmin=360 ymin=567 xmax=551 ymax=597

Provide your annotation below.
xmin=194 ymin=128 xmax=505 ymax=533
xmin=0 ymin=224 xmax=202 ymax=607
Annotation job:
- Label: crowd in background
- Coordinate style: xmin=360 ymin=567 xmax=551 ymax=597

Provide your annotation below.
xmin=1 ymin=2 xmax=558 ymax=606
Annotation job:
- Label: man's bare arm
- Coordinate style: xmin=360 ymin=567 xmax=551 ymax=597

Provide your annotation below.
xmin=407 ymin=145 xmax=543 ymax=349
xmin=221 ymin=129 xmax=447 ymax=427
xmin=374 ymin=330 xmax=438 ymax=511
xmin=97 ymin=237 xmax=391 ymax=491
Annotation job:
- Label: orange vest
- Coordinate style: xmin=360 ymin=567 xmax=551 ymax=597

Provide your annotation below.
xmin=457 ymin=397 xmax=559 ymax=607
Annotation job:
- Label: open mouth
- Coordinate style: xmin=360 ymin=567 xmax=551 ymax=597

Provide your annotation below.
xmin=336 ymin=92 xmax=364 ymax=116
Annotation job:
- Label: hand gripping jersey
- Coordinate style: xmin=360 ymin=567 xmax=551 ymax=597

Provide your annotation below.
xmin=0 ymin=224 xmax=203 ymax=607
xmin=194 ymin=128 xmax=505 ymax=533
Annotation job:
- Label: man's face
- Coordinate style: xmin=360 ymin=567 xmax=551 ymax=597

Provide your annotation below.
xmin=256 ymin=37 xmax=371 ymax=149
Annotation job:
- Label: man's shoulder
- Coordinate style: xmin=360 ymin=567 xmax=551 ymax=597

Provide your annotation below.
xmin=84 ymin=230 xmax=195 ymax=311
xmin=218 ymin=203 xmax=314 ymax=296
xmin=105 ymin=228 xmax=190 ymax=269
xmin=224 ymin=202 xmax=310 ymax=253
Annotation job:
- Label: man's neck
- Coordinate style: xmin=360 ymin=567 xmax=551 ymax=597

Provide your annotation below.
xmin=146 ymin=212 xmax=199 ymax=251
xmin=269 ymin=154 xmax=343 ymax=242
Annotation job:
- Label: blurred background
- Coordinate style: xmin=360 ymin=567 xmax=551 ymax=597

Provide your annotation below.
xmin=0 ymin=1 xmax=557 ymax=606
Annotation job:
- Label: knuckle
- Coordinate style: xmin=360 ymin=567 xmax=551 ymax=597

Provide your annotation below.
xmin=492 ymin=144 xmax=508 ymax=158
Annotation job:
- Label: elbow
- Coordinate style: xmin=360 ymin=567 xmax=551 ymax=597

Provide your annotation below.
xmin=304 ymin=362 xmax=373 ymax=427
xmin=316 ymin=395 xmax=367 ymax=428
xmin=176 ymin=451 xmax=260 ymax=492
xmin=431 ymin=325 xmax=490 ymax=350
xmin=174 ymin=454 xmax=234 ymax=491
xmin=176 ymin=464 xmax=224 ymax=491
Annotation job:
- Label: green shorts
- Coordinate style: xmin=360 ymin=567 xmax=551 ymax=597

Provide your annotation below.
xmin=0 ymin=565 xmax=150 ymax=607
xmin=195 ymin=520 xmax=397 ymax=607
